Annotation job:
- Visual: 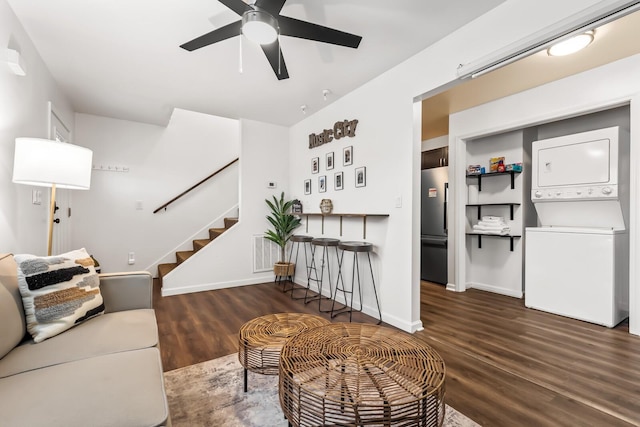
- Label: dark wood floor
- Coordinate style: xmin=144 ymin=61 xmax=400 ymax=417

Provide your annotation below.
xmin=154 ymin=280 xmax=640 ymax=426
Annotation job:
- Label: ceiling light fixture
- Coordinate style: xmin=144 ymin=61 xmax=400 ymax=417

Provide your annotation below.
xmin=242 ymin=9 xmax=278 ymax=45
xmin=547 ymin=30 xmax=595 ymax=57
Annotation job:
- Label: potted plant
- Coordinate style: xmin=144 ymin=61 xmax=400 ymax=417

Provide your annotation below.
xmin=264 ymin=192 xmax=301 ymax=277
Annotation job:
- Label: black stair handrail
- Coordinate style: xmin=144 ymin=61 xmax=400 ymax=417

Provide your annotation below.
xmin=153 ymin=158 xmax=239 ymax=214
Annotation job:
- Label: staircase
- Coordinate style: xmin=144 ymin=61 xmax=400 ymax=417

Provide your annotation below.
xmin=158 ymin=217 xmax=238 ymax=285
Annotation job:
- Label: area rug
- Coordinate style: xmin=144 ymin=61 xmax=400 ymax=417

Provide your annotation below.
xmin=164 ymin=353 xmax=480 ymax=427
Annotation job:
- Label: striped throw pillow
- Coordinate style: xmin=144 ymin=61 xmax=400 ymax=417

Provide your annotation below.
xmin=15 ymin=248 xmax=104 ymax=343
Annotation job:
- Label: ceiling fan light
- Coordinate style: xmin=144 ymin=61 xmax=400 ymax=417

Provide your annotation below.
xmin=242 ymin=10 xmax=278 ymax=45
xmin=547 ymin=30 xmax=595 ymax=56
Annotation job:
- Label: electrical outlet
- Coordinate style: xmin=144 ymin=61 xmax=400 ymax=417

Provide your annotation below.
xmin=267 ymin=181 xmax=277 ymax=189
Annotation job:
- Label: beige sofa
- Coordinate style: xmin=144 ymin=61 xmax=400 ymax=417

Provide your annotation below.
xmin=0 ymin=253 xmax=169 ymax=427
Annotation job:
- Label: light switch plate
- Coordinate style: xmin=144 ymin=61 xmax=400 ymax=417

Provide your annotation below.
xmin=32 ymin=189 xmax=42 ymax=205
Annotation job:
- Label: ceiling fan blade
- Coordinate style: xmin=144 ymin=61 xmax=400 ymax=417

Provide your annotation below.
xmin=254 ymin=0 xmax=287 ymax=15
xmin=279 ymin=16 xmax=362 ymax=48
xmin=180 ymin=20 xmax=242 ymax=51
xmin=218 ymin=0 xmax=253 ymax=16
xmin=261 ymin=40 xmax=289 ymax=80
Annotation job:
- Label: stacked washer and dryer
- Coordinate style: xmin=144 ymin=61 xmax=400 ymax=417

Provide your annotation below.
xmin=525 ymin=126 xmax=630 ymax=328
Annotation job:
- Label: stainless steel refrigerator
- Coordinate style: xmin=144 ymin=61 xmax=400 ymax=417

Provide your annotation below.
xmin=421 ymin=166 xmax=448 ymax=284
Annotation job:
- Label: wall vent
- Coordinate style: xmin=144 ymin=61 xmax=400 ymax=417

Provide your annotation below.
xmin=252 ymin=234 xmax=281 ymax=273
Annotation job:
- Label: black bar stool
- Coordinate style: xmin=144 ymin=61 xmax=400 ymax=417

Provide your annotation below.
xmin=331 ymin=241 xmax=382 ymax=324
xmin=284 ymin=235 xmax=314 ymax=298
xmin=306 ymin=238 xmax=340 ymax=312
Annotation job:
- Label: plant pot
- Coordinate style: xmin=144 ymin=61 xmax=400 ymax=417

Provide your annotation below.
xmin=274 ymin=262 xmax=295 ymax=277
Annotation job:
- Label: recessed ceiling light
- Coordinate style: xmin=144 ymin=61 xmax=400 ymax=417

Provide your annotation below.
xmin=547 ymin=30 xmax=595 ymax=57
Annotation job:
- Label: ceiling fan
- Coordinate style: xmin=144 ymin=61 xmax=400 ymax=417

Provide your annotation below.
xmin=180 ymin=0 xmax=362 ymax=80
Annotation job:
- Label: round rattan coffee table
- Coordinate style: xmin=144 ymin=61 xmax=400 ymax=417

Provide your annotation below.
xmin=279 ymin=323 xmax=446 ymax=427
xmin=238 ymin=312 xmax=329 ymax=392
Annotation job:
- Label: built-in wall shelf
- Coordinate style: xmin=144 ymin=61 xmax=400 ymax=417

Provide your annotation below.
xmin=466 ymin=233 xmax=521 ymax=251
xmin=300 ymin=213 xmax=389 ymax=239
xmin=466 ymin=170 xmax=521 ymax=191
xmin=466 ymin=203 xmax=521 ymax=220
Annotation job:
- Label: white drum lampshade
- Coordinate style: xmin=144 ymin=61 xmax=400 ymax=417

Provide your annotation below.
xmin=13 ymin=137 xmax=93 ymax=255
xmin=13 ymin=137 xmax=92 ymax=189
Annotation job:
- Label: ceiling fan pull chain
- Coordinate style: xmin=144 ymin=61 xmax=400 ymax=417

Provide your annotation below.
xmin=239 ymin=32 xmax=243 ymax=73
xmin=277 ymin=33 xmax=281 ymax=75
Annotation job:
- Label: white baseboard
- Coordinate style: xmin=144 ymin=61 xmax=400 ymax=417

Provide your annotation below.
xmin=446 ymin=282 xmax=464 ymax=292
xmin=161 ymin=275 xmax=271 ymax=297
xmin=467 ymin=281 xmax=523 ymax=299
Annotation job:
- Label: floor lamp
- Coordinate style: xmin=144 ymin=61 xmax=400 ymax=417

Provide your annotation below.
xmin=12 ymin=137 xmax=93 ymax=256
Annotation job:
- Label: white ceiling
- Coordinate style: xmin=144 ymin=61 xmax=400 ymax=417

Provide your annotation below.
xmin=6 ymin=0 xmax=505 ymax=126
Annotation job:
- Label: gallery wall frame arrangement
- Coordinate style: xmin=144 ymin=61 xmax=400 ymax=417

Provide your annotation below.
xmin=326 ymin=152 xmax=334 ymax=170
xmin=312 ymin=157 xmax=319 ymax=174
xmin=335 ymin=171 xmax=344 ymax=191
xmin=343 ymin=146 xmax=353 ymax=166
xmin=355 ymin=166 xmax=366 ymax=188
xmin=319 ymin=175 xmax=327 ymax=193
xmin=304 ymin=179 xmax=311 ymax=195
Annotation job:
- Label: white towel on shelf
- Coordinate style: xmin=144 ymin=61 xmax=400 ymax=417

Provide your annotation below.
xmin=473 ymin=215 xmax=510 ymax=235
xmin=480 ymin=216 xmax=506 ymax=224
xmin=472 ymin=224 xmax=510 ymax=235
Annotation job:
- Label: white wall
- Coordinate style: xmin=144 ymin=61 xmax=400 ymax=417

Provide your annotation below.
xmin=449 ymin=54 xmax=640 ymax=335
xmin=0 ymin=0 xmax=75 ymax=255
xmin=288 ymin=0 xmax=607 ymax=332
xmin=72 ymin=108 xmax=240 ymax=273
xmin=162 ymin=119 xmax=290 ymax=295
xmin=422 ymin=135 xmax=448 ymax=152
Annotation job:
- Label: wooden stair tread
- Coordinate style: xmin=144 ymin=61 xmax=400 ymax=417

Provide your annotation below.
xmin=176 ymin=250 xmax=195 ymax=264
xmin=158 ymin=263 xmax=177 ymax=277
xmin=224 ymin=217 xmax=238 ymax=228
xmin=193 ymin=239 xmax=211 ymax=251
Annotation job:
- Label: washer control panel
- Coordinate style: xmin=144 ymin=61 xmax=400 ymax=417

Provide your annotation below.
xmin=532 ymin=185 xmax=618 ymax=201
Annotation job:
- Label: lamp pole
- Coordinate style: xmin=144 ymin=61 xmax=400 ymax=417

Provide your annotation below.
xmin=47 ymin=184 xmax=57 ymax=256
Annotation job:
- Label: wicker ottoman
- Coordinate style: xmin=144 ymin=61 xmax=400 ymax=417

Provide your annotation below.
xmin=279 ymin=323 xmax=446 ymax=427
xmin=238 ymin=312 xmax=329 ymax=392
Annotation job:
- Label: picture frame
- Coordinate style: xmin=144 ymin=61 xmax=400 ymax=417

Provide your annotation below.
xmin=311 ymin=157 xmax=319 ymax=174
xmin=319 ymin=175 xmax=327 ymax=193
xmin=355 ymin=166 xmax=366 ymax=188
xmin=334 ymin=171 xmax=344 ymax=191
xmin=304 ymin=179 xmax=311 ymax=195
xmin=343 ymin=146 xmax=353 ymax=166
xmin=326 ymin=152 xmax=334 ymax=170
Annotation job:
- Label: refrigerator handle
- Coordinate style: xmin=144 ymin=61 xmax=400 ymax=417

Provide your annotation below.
xmin=444 ymin=182 xmax=448 ymax=232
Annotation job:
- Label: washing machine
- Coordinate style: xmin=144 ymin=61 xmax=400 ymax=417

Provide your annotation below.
xmin=525 ymin=226 xmax=628 ymax=327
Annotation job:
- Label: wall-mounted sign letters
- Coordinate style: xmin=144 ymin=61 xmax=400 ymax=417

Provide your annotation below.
xmin=309 ymin=119 xmax=358 ymax=149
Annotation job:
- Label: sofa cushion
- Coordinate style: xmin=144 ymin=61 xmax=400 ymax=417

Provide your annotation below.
xmin=0 ymin=308 xmax=158 ymax=379
xmin=15 ymin=248 xmax=104 ymax=343
xmin=0 ymin=254 xmax=26 ymax=360
xmin=0 ymin=347 xmax=169 ymax=427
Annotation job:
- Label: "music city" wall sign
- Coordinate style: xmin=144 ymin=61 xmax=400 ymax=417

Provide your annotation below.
xmin=309 ymin=119 xmax=358 ymax=149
